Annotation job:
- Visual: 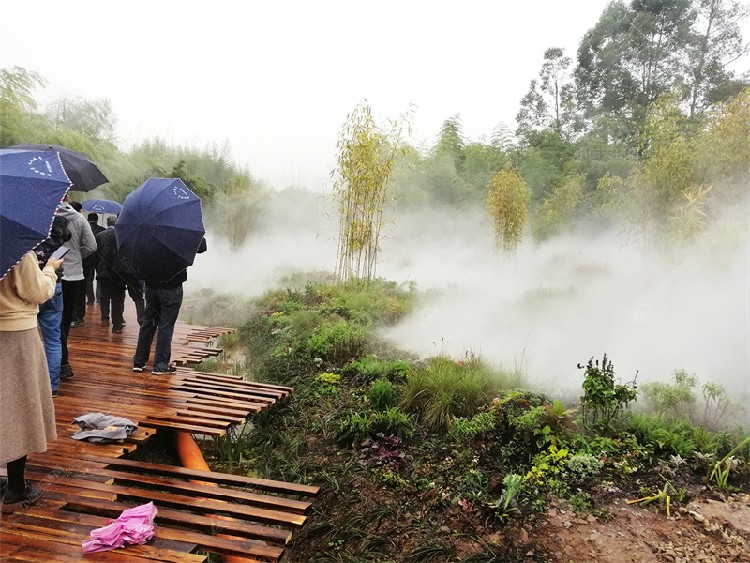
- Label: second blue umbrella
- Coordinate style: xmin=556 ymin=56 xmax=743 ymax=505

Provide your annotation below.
xmin=82 ymin=199 xmax=122 ymax=215
xmin=115 ymin=177 xmax=205 ymax=283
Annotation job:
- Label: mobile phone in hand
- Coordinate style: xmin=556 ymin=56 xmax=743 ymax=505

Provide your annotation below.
xmin=49 ymin=246 xmax=70 ymax=260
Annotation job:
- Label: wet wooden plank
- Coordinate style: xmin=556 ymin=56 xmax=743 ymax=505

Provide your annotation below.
xmin=0 ymin=302 xmax=315 ymax=562
xmin=89 ymin=456 xmax=320 ymax=496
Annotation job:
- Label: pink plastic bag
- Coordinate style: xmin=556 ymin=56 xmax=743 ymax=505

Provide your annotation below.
xmin=82 ymin=501 xmax=157 ymax=554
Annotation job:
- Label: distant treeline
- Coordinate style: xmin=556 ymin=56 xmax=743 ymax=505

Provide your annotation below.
xmin=1 ymin=0 xmax=748 ymax=249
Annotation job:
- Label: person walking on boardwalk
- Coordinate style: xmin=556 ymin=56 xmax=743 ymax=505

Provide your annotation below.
xmin=95 ymin=216 xmax=127 ymax=333
xmin=0 ymin=251 xmax=63 ymax=513
xmin=116 ymin=177 xmax=207 ymax=375
xmin=57 ymin=196 xmax=97 ymax=379
xmin=83 ymin=211 xmax=105 ymax=306
xmin=132 ymin=237 xmax=207 ymax=374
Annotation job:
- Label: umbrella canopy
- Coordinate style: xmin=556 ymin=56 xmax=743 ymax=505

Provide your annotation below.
xmin=115 ymin=177 xmax=205 ymax=282
xmin=82 ymin=198 xmax=122 ymax=215
xmin=0 ymin=148 xmax=72 ymax=280
xmin=8 ymin=143 xmax=108 ymax=192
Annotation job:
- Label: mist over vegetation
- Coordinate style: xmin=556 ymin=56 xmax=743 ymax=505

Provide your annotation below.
xmin=2 ymin=0 xmax=748 ymax=417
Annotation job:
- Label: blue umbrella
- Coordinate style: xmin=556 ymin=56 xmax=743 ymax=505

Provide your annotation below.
xmin=82 ymin=198 xmax=122 ymax=215
xmin=0 ymin=148 xmax=72 ymax=280
xmin=115 ymin=177 xmax=205 ymax=282
xmin=8 ymin=143 xmax=108 ymax=192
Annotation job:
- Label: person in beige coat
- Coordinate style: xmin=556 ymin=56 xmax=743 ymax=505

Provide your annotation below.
xmin=0 ymin=251 xmax=63 ymax=513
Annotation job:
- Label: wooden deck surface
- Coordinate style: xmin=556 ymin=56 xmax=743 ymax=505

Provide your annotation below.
xmin=0 ymin=302 xmax=318 ymax=562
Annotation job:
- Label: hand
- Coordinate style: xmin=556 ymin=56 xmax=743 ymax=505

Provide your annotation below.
xmin=46 ymin=257 xmax=64 ymax=271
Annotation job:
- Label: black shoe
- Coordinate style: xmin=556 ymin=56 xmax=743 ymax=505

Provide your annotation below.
xmin=132 ymin=365 xmax=145 ymax=373
xmin=60 ymin=364 xmax=74 ymax=379
xmin=70 ymin=319 xmax=85 ymax=328
xmin=1 ymin=482 xmax=44 ymax=514
xmin=152 ymin=365 xmax=177 ymax=375
xmin=51 ymin=389 xmax=59 ymax=398
xmin=112 ymin=326 xmax=123 ymax=333
xmin=0 ymin=476 xmax=7 ymax=499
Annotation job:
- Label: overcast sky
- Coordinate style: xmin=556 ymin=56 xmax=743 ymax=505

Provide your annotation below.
xmin=2 ymin=0 xmax=619 ymax=190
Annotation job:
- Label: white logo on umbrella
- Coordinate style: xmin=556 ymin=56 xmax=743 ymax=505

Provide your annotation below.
xmin=28 ymin=156 xmax=55 ymax=177
xmin=172 ymin=186 xmax=191 ymax=200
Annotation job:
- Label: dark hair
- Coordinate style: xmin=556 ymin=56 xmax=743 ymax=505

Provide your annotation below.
xmin=70 ymin=201 xmax=83 ymax=212
xmin=35 ymin=215 xmax=72 ymax=280
xmin=88 ymin=212 xmax=99 ymax=221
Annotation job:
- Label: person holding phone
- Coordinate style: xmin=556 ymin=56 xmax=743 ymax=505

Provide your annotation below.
xmin=1 ymin=250 xmax=63 ymax=513
xmin=35 ymin=215 xmax=71 ymax=397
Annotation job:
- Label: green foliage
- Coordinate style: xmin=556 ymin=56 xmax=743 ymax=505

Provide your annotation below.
xmin=368 ymin=379 xmax=397 ymax=411
xmin=533 ymin=172 xmax=584 ymax=240
xmin=342 ymin=355 xmax=413 ymax=385
xmin=566 ymin=453 xmax=604 ymax=480
xmin=449 ymin=411 xmax=497 ymax=441
xmin=316 ymin=372 xmax=342 ymax=396
xmin=524 ymin=445 xmax=571 ymax=498
xmin=500 ymin=473 xmax=524 ymax=514
xmin=305 ymin=321 xmax=366 ymax=363
xmin=211 ymin=423 xmax=254 ymax=468
xmin=627 ymin=413 xmax=704 ymax=458
xmin=708 ymin=437 xmax=750 ymax=491
xmin=579 ymin=354 xmax=637 ymax=434
xmin=640 ymin=369 xmax=698 ymax=420
xmin=337 ymin=408 xmax=413 ymax=446
xmin=400 ymin=355 xmax=516 ymax=433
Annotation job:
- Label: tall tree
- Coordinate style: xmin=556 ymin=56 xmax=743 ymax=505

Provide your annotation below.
xmin=576 ymin=0 xmax=696 ymax=142
xmin=685 ymin=0 xmax=749 ymax=117
xmin=0 ymin=66 xmax=46 ymax=146
xmin=45 ymin=95 xmax=117 ymax=142
xmin=516 ymin=48 xmax=579 ymax=141
xmin=434 ymin=115 xmax=465 ymax=172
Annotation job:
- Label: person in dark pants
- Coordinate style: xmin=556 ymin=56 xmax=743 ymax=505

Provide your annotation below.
xmin=122 ymin=272 xmax=145 ymax=325
xmin=132 ymin=238 xmax=206 ymax=374
xmin=35 ymin=215 xmax=71 ymax=398
xmin=94 ymin=217 xmax=127 ymax=332
xmin=83 ymin=212 xmax=105 ymax=307
xmin=56 ymin=198 xmax=97 ymax=379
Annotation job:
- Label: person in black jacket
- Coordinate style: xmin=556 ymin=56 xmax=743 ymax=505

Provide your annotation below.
xmin=83 ymin=212 xmax=105 ymax=307
xmin=132 ymin=237 xmax=206 ymax=374
xmin=94 ymin=217 xmax=126 ymax=333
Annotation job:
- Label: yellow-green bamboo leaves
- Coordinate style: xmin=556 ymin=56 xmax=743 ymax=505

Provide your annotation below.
xmin=334 ymin=102 xmax=408 ymax=283
xmin=485 ymin=168 xmax=530 ymax=253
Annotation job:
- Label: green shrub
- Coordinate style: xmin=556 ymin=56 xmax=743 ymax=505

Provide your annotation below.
xmin=342 ymin=355 xmax=413 ymax=384
xmin=400 ymin=355 xmax=517 ymax=433
xmin=640 ymin=369 xmax=697 ymax=420
xmin=369 ymin=379 xmax=397 ymax=411
xmin=305 ymin=321 xmax=366 ymax=363
xmin=449 ymin=411 xmax=496 ymax=441
xmin=579 ymin=354 xmax=637 ymax=434
xmin=316 ymin=372 xmax=342 ymax=396
xmin=337 ymin=408 xmax=413 ymax=446
xmin=566 ymin=453 xmax=604 ymax=479
xmin=338 ymin=412 xmax=372 ymax=446
xmin=371 ymin=408 xmax=413 ymax=438
xmin=627 ymin=413 xmax=700 ymax=457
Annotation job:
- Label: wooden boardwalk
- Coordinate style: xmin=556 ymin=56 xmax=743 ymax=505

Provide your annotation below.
xmin=0 ymin=302 xmax=318 ymax=562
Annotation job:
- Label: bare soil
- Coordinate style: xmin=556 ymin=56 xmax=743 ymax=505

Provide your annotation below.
xmin=536 ymin=493 xmax=750 ymax=562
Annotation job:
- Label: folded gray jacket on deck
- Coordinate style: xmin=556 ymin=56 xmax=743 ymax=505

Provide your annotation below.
xmin=71 ymin=412 xmax=138 ymax=444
